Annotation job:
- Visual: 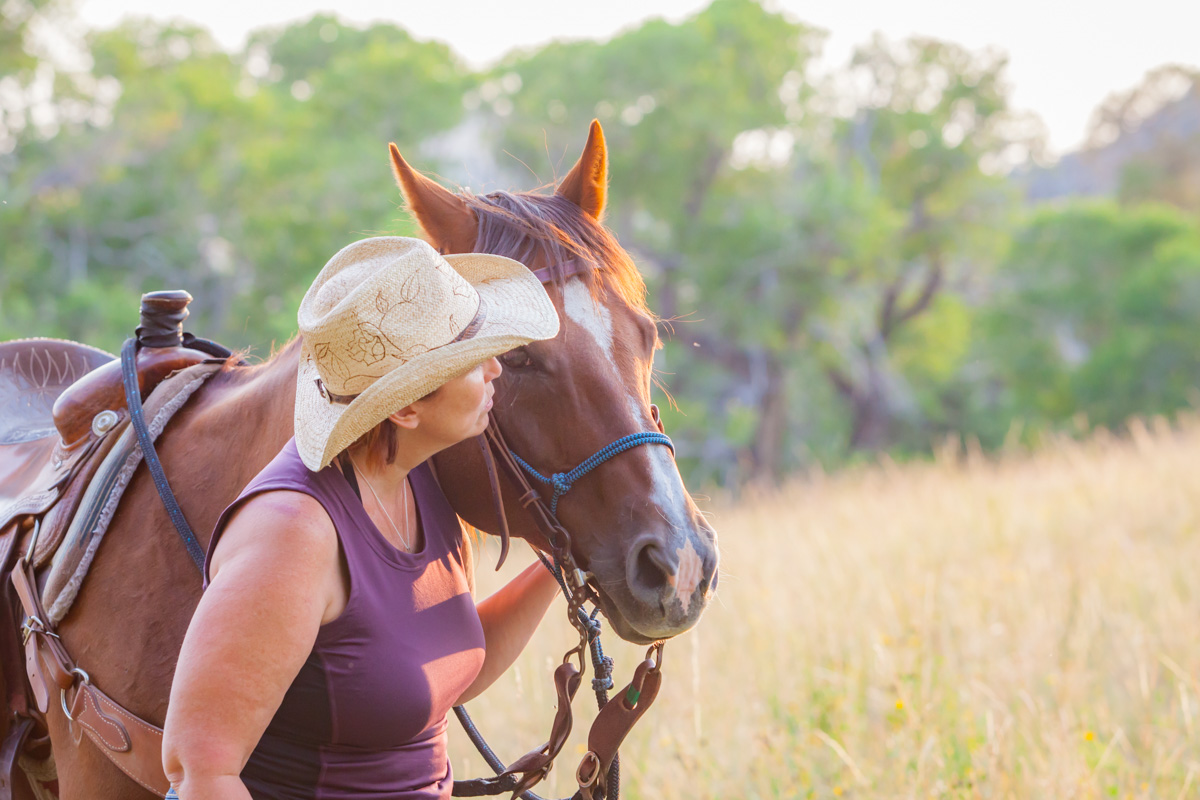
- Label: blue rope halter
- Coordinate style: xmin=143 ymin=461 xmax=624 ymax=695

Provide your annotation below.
xmin=510 ymin=432 xmax=675 ymax=516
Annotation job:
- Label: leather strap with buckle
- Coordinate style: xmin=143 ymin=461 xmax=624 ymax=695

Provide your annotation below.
xmin=10 ymin=553 xmax=170 ymax=797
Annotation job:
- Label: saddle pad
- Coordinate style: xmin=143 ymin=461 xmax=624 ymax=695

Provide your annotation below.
xmin=42 ymin=362 xmax=222 ymax=625
xmin=0 ymin=339 xmax=114 ymax=445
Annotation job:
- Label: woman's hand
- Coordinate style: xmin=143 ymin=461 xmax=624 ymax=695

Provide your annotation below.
xmin=162 ymin=491 xmax=343 ymax=799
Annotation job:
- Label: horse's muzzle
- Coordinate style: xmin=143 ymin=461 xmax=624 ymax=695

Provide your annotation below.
xmin=593 ymin=525 xmax=719 ymax=643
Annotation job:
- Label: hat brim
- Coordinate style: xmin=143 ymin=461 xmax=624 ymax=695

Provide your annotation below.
xmin=294 ymin=252 xmax=559 ymax=471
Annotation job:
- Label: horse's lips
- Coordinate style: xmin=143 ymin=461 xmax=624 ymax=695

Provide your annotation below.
xmin=592 ymin=584 xmax=686 ymax=645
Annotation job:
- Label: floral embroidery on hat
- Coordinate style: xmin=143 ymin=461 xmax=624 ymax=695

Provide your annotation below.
xmin=347 ymin=322 xmax=389 ymax=365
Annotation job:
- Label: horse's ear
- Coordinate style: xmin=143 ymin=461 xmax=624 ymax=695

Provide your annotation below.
xmin=389 ymin=143 xmax=477 ymax=254
xmin=556 ymin=119 xmax=608 ymax=221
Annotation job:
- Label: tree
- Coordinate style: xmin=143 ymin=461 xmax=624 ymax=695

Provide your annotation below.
xmin=798 ymin=36 xmax=1030 ymax=451
xmin=1 ymin=14 xmax=473 ymax=350
xmin=492 ymin=0 xmax=825 ymax=482
xmin=495 ymin=18 xmax=1030 ymax=477
xmin=979 ymin=202 xmax=1200 ymax=434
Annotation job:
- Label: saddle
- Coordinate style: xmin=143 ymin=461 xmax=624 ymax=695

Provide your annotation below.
xmin=0 ymin=291 xmax=220 ymax=799
xmin=0 ymin=339 xmax=114 ymax=519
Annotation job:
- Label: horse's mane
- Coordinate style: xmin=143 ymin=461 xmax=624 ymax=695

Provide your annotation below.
xmin=217 ymin=191 xmax=651 ymax=381
xmin=210 ymin=338 xmax=301 ymax=384
xmin=462 ymin=191 xmax=652 ymax=318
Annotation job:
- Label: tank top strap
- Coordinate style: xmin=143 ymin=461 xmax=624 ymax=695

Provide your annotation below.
xmin=205 ymin=439 xmax=354 ymax=586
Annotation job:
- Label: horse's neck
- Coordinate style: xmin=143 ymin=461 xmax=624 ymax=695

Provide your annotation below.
xmin=202 ymin=338 xmax=302 ymax=459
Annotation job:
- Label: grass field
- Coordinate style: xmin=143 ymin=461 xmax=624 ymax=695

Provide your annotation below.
xmin=452 ymin=417 xmax=1200 ymax=799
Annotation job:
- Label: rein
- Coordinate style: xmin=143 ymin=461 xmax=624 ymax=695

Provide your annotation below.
xmin=121 ymin=326 xmax=241 ymax=573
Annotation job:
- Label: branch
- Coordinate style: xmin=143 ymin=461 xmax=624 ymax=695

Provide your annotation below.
xmin=824 ymin=362 xmax=857 ymax=401
xmin=877 ymin=269 xmax=910 ymax=338
xmin=881 ymin=257 xmax=944 ymax=340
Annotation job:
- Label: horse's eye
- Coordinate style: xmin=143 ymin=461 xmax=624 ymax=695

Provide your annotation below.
xmin=499 ymin=347 xmax=534 ymax=370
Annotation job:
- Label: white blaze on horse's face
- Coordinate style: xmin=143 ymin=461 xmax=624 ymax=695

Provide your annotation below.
xmin=562 ymin=278 xmax=615 ymax=363
xmin=626 ymin=394 xmax=705 ymax=603
xmin=564 ymin=276 xmax=713 ymax=624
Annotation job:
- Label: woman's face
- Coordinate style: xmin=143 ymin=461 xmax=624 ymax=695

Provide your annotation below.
xmin=414 ymin=357 xmax=502 ymax=447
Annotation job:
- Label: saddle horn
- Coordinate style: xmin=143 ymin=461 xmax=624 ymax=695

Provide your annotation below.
xmin=136 ymin=290 xmax=193 ymax=349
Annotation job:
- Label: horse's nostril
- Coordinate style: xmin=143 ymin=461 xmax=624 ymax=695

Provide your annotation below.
xmin=629 ymin=539 xmax=673 ymax=601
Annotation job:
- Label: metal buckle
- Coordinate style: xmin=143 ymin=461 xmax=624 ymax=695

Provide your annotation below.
xmin=20 ymin=611 xmax=61 ymax=646
xmin=60 ymin=668 xmax=91 ymax=723
xmin=20 ymin=615 xmax=44 ymax=646
xmin=576 ymin=750 xmax=601 ymax=789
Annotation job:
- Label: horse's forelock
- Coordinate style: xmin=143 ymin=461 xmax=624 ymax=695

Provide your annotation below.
xmin=462 ymin=191 xmax=651 ymax=318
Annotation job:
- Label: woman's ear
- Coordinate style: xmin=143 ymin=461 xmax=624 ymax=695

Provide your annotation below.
xmin=388 ymin=404 xmax=421 ymax=430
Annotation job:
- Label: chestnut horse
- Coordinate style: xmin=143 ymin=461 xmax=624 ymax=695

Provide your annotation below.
xmin=28 ymin=121 xmax=718 ymax=798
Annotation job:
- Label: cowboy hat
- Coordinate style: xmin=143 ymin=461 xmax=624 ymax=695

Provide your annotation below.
xmin=294 ymin=236 xmax=559 ymax=471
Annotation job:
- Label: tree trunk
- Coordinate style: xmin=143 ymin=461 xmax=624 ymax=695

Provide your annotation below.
xmin=749 ymin=353 xmax=787 ymax=482
xmin=848 ymin=361 xmax=891 ymax=450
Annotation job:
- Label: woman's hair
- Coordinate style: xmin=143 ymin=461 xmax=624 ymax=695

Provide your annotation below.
xmin=344 ymin=382 xmax=446 ymax=469
xmin=350 ymin=418 xmax=400 ymax=469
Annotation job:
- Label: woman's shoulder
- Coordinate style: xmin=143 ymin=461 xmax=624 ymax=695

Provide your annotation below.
xmin=206 ymin=438 xmax=347 ymax=581
xmin=209 ymin=489 xmax=339 ymax=583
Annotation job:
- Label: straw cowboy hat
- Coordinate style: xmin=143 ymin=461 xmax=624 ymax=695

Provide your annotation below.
xmin=294 ymin=236 xmax=559 ymax=471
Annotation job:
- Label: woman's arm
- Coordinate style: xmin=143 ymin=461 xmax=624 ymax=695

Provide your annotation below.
xmin=455 ymin=557 xmax=561 ymax=704
xmin=162 ymin=492 xmax=343 ymax=799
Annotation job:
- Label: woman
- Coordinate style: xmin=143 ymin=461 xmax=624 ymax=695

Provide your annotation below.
xmin=162 ymin=236 xmax=563 ymax=799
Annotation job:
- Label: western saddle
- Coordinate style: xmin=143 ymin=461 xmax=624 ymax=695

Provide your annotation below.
xmin=0 ymin=291 xmax=221 ymax=799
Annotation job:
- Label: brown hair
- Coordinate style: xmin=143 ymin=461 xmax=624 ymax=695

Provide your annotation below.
xmin=349 ymin=417 xmax=400 ymax=469
xmin=342 ymin=379 xmax=449 ymax=470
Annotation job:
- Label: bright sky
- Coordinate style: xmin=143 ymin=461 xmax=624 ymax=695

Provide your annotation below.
xmin=76 ymin=0 xmax=1200 ymax=156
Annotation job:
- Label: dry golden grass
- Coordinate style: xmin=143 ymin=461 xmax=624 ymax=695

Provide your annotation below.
xmin=453 ymin=416 xmax=1200 ymax=799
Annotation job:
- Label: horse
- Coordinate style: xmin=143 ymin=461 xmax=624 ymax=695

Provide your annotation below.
xmin=5 ymin=120 xmax=719 ymax=799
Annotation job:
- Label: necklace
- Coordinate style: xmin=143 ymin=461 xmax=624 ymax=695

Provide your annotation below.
xmin=350 ymin=456 xmax=412 ymax=552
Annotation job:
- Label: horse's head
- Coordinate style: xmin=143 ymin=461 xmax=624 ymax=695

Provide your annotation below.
xmin=400 ymin=122 xmax=718 ymax=643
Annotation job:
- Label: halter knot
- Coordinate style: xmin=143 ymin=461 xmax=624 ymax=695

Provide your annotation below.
xmin=551 ymin=473 xmax=573 ymax=496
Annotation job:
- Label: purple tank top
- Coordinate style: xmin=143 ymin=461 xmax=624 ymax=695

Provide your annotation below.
xmin=205 ymin=439 xmax=485 ymax=800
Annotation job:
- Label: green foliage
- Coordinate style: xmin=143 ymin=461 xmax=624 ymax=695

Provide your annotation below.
xmin=979 ymin=202 xmax=1200 ymax=434
xmin=2 ymin=0 xmax=1197 ymax=486
xmin=1 ymin=0 xmax=55 ymax=76
xmin=3 ymin=14 xmax=470 ymax=351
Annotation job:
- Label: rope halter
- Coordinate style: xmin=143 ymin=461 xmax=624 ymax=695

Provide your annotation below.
xmin=510 ymin=432 xmax=675 ymax=516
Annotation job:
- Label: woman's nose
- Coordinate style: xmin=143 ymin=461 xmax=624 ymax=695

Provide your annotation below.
xmin=484 ymin=356 xmax=502 ymax=382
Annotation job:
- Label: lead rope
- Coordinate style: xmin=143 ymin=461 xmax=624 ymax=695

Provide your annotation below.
xmin=535 ymin=554 xmax=620 ymax=800
xmin=452 ymin=552 xmax=618 ymax=800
